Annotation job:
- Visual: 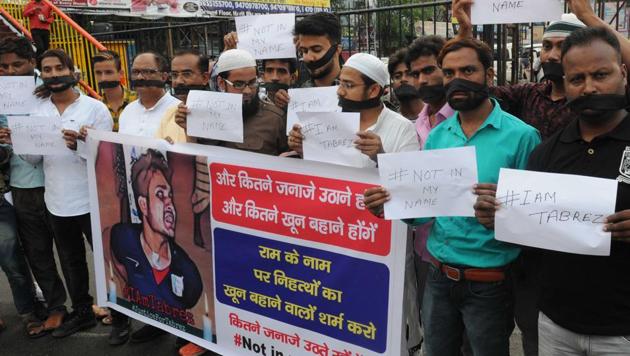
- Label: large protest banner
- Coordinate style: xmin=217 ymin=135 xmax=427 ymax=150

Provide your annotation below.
xmin=87 ymin=130 xmax=406 ymax=355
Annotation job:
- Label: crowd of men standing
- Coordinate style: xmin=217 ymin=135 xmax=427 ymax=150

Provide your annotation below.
xmin=0 ymin=0 xmax=629 ymax=355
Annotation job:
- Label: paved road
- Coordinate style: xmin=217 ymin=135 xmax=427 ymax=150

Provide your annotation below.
xmin=0 ymin=249 xmax=525 ymax=356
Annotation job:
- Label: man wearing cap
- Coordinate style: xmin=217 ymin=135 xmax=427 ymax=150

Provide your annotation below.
xmin=288 ymin=52 xmax=419 ymax=168
xmin=175 ymin=48 xmax=288 ymax=155
xmin=453 ymin=1 xmax=630 ymax=354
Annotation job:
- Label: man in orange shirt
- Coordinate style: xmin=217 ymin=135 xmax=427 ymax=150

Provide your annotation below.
xmin=22 ymin=0 xmax=54 ymax=57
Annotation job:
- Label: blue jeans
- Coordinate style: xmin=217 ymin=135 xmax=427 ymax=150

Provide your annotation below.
xmin=422 ymin=264 xmax=514 ymax=356
xmin=0 ymin=198 xmax=36 ymax=315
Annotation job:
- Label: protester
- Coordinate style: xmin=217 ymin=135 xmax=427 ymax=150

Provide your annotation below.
xmin=113 ymin=50 xmax=181 ymax=345
xmin=23 ymin=49 xmax=112 ymax=338
xmin=172 ymin=47 xmax=288 ymax=356
xmin=260 ymin=58 xmax=297 ymax=108
xmin=399 ymin=34 xmax=453 ymax=355
xmin=474 ymin=27 xmax=630 ymax=355
xmin=93 ymin=50 xmax=137 ymax=132
xmin=364 ymin=38 xmax=540 ymax=356
xmin=288 ymin=52 xmax=419 ymax=167
xmin=22 ymin=0 xmax=53 ymax=57
xmin=452 ymin=1 xmax=630 ymax=353
xmin=118 ymin=51 xmax=180 ymax=137
xmin=0 ymin=36 xmax=68 ymax=339
xmin=388 ymin=48 xmax=423 ymax=121
xmin=155 ymin=48 xmax=209 ymax=144
xmin=175 ymin=48 xmax=288 ymax=155
xmin=273 ymin=12 xmax=342 ymax=108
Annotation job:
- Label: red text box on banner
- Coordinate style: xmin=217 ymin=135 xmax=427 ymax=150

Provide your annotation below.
xmin=211 ymin=163 xmax=391 ymax=256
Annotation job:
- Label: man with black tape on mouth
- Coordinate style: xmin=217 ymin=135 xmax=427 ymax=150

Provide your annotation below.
xmin=272 ymin=12 xmax=343 ymax=110
xmin=288 ymin=52 xmax=419 ymax=167
xmin=154 ymin=48 xmax=210 ymax=144
xmin=387 ymin=48 xmax=424 ymax=121
xmin=175 ymin=49 xmax=288 ymax=156
xmin=454 ymin=1 xmax=630 ymax=354
xmin=118 ymin=51 xmax=180 ymax=138
xmin=260 ymin=58 xmax=297 ymax=109
xmin=92 ymin=50 xmax=136 ymax=132
xmin=113 ymin=51 xmax=181 ymax=346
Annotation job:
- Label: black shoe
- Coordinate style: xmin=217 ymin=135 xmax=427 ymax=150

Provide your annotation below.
xmin=130 ymin=324 xmax=167 ymax=343
xmin=109 ymin=318 xmax=131 ymax=346
xmin=51 ymin=307 xmax=96 ymax=338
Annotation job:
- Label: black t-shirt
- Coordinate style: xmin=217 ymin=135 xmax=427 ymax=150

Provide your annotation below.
xmin=526 ymin=115 xmax=630 ymax=335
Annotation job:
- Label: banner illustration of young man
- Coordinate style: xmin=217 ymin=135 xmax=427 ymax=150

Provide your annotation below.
xmin=87 ymin=131 xmax=406 ymax=355
xmin=92 ymin=139 xmax=215 ymax=341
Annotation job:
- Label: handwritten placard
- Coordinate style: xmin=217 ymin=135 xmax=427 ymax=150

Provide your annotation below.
xmin=298 ymin=111 xmax=365 ymax=167
xmin=186 ymin=90 xmax=243 ymax=143
xmin=0 ymin=76 xmax=38 ymax=115
xmin=495 ymin=168 xmax=618 ymax=256
xmin=378 ymin=146 xmax=478 ymax=219
xmin=236 ymin=13 xmax=296 ymax=60
xmin=287 ymin=86 xmax=341 ymax=134
xmin=7 ymin=115 xmax=67 ymax=155
xmin=471 ymin=0 xmax=563 ymax=24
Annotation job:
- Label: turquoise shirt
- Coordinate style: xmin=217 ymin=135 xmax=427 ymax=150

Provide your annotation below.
xmin=0 ymin=114 xmax=45 ymax=189
xmin=406 ymin=99 xmax=541 ymax=268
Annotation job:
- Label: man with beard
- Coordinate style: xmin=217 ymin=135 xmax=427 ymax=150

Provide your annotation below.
xmin=175 ymin=49 xmax=288 ymax=155
xmin=363 ymin=38 xmax=540 ymax=356
xmin=110 ymin=149 xmax=203 ymax=338
xmin=0 ymin=37 xmax=50 ymax=338
xmin=118 ymin=52 xmax=180 ymax=137
xmin=92 ymin=50 xmax=137 ymax=132
xmin=25 ymin=49 xmax=113 ymax=338
xmin=273 ymin=12 xmax=342 ymax=108
xmin=156 ymin=49 xmax=209 ymax=144
xmin=288 ymin=52 xmax=419 ymax=168
xmin=388 ymin=48 xmax=424 ymax=121
xmin=474 ymin=27 xmax=630 ymax=355
xmin=453 ymin=1 xmax=630 ymax=354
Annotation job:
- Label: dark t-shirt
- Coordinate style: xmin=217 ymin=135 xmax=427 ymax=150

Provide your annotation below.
xmin=526 ymin=116 xmax=630 ymax=335
xmin=491 ymin=81 xmax=570 ymax=139
xmin=111 ymin=223 xmax=203 ymax=310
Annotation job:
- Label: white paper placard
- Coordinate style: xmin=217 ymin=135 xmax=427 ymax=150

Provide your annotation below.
xmin=379 ymin=146 xmax=478 ymax=219
xmin=236 ymin=13 xmax=296 ymax=60
xmin=287 ymin=86 xmax=341 ymax=134
xmin=186 ymin=90 xmax=243 ymax=143
xmin=298 ymin=111 xmax=365 ymax=167
xmin=7 ymin=115 xmax=68 ymax=155
xmin=0 ymin=76 xmax=38 ymax=115
xmin=495 ymin=168 xmax=618 ymax=256
xmin=471 ymin=0 xmax=563 ymax=25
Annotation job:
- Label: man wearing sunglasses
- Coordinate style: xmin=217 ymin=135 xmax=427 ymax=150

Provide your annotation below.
xmin=175 ymin=49 xmax=288 ymax=156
